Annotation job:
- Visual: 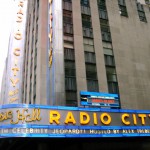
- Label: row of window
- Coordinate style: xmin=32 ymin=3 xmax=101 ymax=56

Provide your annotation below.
xmin=63 ymin=0 xmax=119 ymax=106
xmin=98 ymin=0 xmax=119 ymax=94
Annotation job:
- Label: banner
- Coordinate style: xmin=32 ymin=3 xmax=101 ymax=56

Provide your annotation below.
xmin=0 ymin=104 xmax=150 ymax=137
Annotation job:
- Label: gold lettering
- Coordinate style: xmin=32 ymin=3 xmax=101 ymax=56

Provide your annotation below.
xmin=49 ymin=29 xmax=53 ymax=42
xmin=64 ymin=112 xmax=76 ymax=125
xmin=16 ymin=15 xmax=23 ymax=23
xmin=133 ymin=114 xmax=137 ymax=125
xmin=80 ymin=112 xmax=90 ymax=125
xmin=13 ymin=48 xmax=20 ymax=56
xmin=17 ymin=8 xmax=24 ymax=15
xmin=0 ymin=111 xmax=13 ymax=122
xmin=50 ymin=15 xmax=53 ymax=27
xmin=10 ymin=109 xmax=41 ymax=124
xmin=10 ymin=97 xmax=18 ymax=103
xmin=18 ymin=0 xmax=24 ymax=7
xmin=138 ymin=114 xmax=146 ymax=125
xmin=10 ymin=78 xmax=19 ymax=87
xmin=14 ymin=31 xmax=22 ymax=40
xmin=93 ymin=113 xmax=98 ymax=125
xmin=100 ymin=113 xmax=111 ymax=125
xmin=31 ymin=109 xmax=41 ymax=121
xmin=12 ymin=67 xmax=19 ymax=76
xmin=49 ymin=110 xmax=60 ymax=124
xmin=122 ymin=113 xmax=130 ymax=125
xmin=49 ymin=0 xmax=53 ymax=4
xmin=49 ymin=50 xmax=53 ymax=67
xmin=9 ymin=89 xmax=19 ymax=96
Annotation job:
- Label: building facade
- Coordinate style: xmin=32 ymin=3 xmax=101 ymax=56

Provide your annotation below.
xmin=22 ymin=0 xmax=150 ymax=110
xmin=1 ymin=0 xmax=150 ymax=149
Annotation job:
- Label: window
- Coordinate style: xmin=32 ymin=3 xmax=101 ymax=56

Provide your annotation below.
xmin=82 ymin=14 xmax=92 ymax=28
xmin=64 ymin=48 xmax=75 ymax=60
xmin=97 ymin=0 xmax=106 ymax=10
xmin=108 ymin=82 xmax=118 ymax=94
xmin=66 ymin=91 xmax=77 ymax=106
xmin=63 ymin=10 xmax=73 ymax=34
xmin=84 ymin=38 xmax=94 ymax=52
xmin=85 ymin=52 xmax=96 ymax=63
xmin=63 ymin=0 xmax=72 ymax=11
xmin=99 ymin=10 xmax=108 ymax=20
xmin=87 ymin=80 xmax=99 ymax=92
xmin=64 ymin=48 xmax=77 ymax=106
xmin=64 ymin=23 xmax=73 ymax=34
xmin=83 ymin=27 xmax=93 ymax=38
xmin=137 ymin=2 xmax=147 ymax=22
xmin=118 ymin=0 xmax=128 ymax=17
xmin=145 ymin=0 xmax=150 ymax=5
xmin=86 ymin=64 xmax=97 ymax=79
xmin=101 ymin=25 xmax=111 ymax=42
xmin=85 ymin=52 xmax=99 ymax=92
xmin=104 ymin=55 xmax=115 ymax=66
xmin=97 ymin=0 xmax=108 ymax=20
xmin=63 ymin=10 xmax=72 ymax=23
xmin=65 ymin=77 xmax=76 ymax=91
xmin=81 ymin=5 xmax=91 ymax=15
xmin=106 ymin=67 xmax=118 ymax=94
xmin=81 ymin=0 xmax=89 ymax=7
xmin=65 ymin=61 xmax=76 ymax=77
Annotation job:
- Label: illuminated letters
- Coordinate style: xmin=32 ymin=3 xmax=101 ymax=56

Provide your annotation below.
xmin=93 ymin=113 xmax=98 ymax=125
xmin=49 ymin=110 xmax=60 ymax=124
xmin=12 ymin=67 xmax=19 ymax=76
xmin=13 ymin=48 xmax=20 ymax=56
xmin=64 ymin=112 xmax=76 ymax=125
xmin=9 ymin=97 xmax=19 ymax=103
xmin=80 ymin=112 xmax=90 ymax=125
xmin=122 ymin=113 xmax=130 ymax=125
xmin=16 ymin=15 xmax=23 ymax=23
xmin=138 ymin=114 xmax=146 ymax=125
xmin=9 ymin=89 xmax=19 ymax=96
xmin=14 ymin=31 xmax=22 ymax=40
xmin=48 ymin=0 xmax=53 ymax=67
xmin=8 ymin=0 xmax=26 ymax=103
xmin=100 ymin=113 xmax=111 ymax=125
xmin=10 ymin=78 xmax=19 ymax=87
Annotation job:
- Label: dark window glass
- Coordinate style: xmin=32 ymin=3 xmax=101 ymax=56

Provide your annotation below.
xmin=81 ymin=0 xmax=89 ymax=6
xmin=64 ymin=48 xmax=75 ymax=60
xmin=104 ymin=55 xmax=115 ymax=66
xmin=65 ymin=77 xmax=77 ymax=91
xmin=108 ymin=82 xmax=118 ymax=94
xmin=82 ymin=14 xmax=92 ymax=28
xmin=87 ymin=80 xmax=99 ymax=92
xmin=118 ymin=0 xmax=128 ymax=17
xmin=85 ymin=52 xmax=96 ymax=64
xmin=101 ymin=25 xmax=111 ymax=42
xmin=136 ymin=2 xmax=147 ymax=22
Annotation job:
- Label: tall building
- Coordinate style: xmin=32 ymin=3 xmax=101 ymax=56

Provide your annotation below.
xmin=22 ymin=0 xmax=150 ymax=110
xmin=1 ymin=0 xmax=150 ymax=149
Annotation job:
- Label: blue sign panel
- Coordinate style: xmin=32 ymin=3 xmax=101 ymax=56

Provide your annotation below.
xmin=0 ymin=104 xmax=150 ymax=138
xmin=80 ymin=91 xmax=120 ymax=108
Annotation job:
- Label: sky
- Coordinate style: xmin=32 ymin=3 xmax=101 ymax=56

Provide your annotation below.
xmin=0 ymin=0 xmax=15 ymax=89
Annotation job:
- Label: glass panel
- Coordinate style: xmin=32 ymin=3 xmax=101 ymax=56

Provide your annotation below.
xmin=64 ymin=48 xmax=75 ymax=60
xmin=85 ymin=52 xmax=96 ymax=63
xmin=87 ymin=80 xmax=99 ymax=92
xmin=103 ymin=48 xmax=113 ymax=55
xmin=65 ymin=77 xmax=76 ymax=90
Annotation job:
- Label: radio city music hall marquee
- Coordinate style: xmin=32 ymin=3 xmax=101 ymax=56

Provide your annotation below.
xmin=1 ymin=105 xmax=150 ymax=137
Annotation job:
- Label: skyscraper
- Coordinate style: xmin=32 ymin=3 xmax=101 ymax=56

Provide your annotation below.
xmin=21 ymin=0 xmax=150 ymax=110
xmin=1 ymin=0 xmax=150 ymax=149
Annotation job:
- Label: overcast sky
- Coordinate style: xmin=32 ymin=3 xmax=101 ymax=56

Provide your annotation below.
xmin=0 ymin=0 xmax=15 ymax=89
